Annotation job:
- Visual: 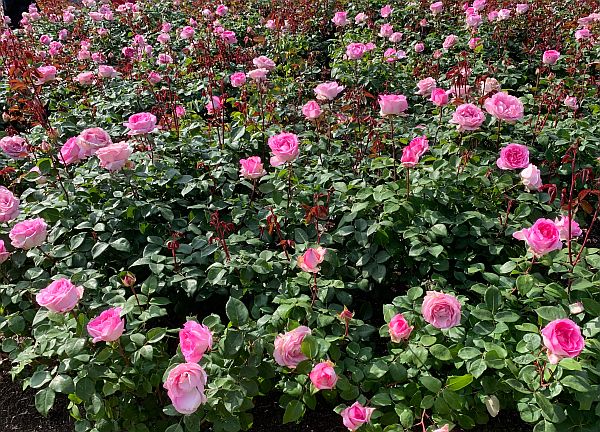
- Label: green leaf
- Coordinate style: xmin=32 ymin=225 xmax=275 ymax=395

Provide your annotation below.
xmin=30 ymin=371 xmax=52 ymax=389
xmin=458 ymin=347 xmax=481 ymax=360
xmin=164 ymin=424 xmax=183 ymax=432
xmin=468 ymin=359 xmax=487 ymax=379
xmin=110 ymin=238 xmax=131 ymax=252
xmin=558 ymin=358 xmax=582 ymax=371
xmin=283 ymin=400 xmax=305 ymax=424
xmin=561 ymin=375 xmax=592 ymax=392
xmin=420 ymin=376 xmax=442 ymax=393
xmin=535 ymin=393 xmax=566 ymax=423
xmin=430 ymin=344 xmax=452 ymax=361
xmin=35 ymin=388 xmax=55 ymax=416
xmin=226 ymin=297 xmax=249 ymax=326
xmin=485 ymin=287 xmax=502 ymax=312
xmin=91 ymin=242 xmax=109 ymax=258
xmin=75 ymin=377 xmax=95 ymax=402
xmin=446 ymin=374 xmax=473 ymax=391
xmin=300 ymin=335 xmax=319 ymax=359
xmin=147 ymin=327 xmax=167 ymax=343
xmin=535 ymin=306 xmax=566 ymax=322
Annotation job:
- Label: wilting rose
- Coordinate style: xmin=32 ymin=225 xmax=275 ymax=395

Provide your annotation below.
xmin=513 ymin=218 xmax=562 ymax=256
xmin=450 ymin=103 xmax=486 ymax=131
xmin=9 ymin=218 xmax=48 ymax=249
xmin=0 ymin=136 xmax=28 ymax=159
xmin=253 ymin=56 xmax=276 ymax=70
xmin=0 ymin=187 xmax=20 ymax=223
xmin=332 ymin=11 xmax=349 ymax=26
xmin=230 ymin=71 xmax=246 ymax=87
xmin=430 ymin=88 xmax=449 ymax=106
xmin=422 ymin=291 xmax=461 ymax=329
xmin=123 ymin=112 xmax=157 ymax=135
xmin=496 ymin=144 xmax=530 ymax=170
xmin=0 ymin=240 xmax=10 ymax=264
xmin=309 ymin=361 xmax=338 ymax=390
xmin=239 ymin=156 xmax=267 ymax=179
xmin=96 ymin=142 xmax=133 ymax=172
xmin=297 ymin=247 xmax=326 ymax=273
xmin=379 ymin=94 xmax=408 ymax=116
xmin=541 ymin=319 xmax=585 ymax=364
xmin=480 ymin=77 xmax=501 ymax=94
xmin=554 ymin=216 xmax=582 ymax=241
xmin=302 ymin=100 xmax=322 ymax=119
xmin=179 ymin=320 xmax=213 ymax=363
xmin=77 ymin=127 xmax=112 ymax=157
xmin=542 ymin=50 xmax=561 ymax=65
xmin=484 ymin=92 xmax=524 ymax=123
xmin=36 ymin=278 xmax=84 ymax=313
xmin=273 ymin=326 xmax=311 ymax=368
xmin=268 ymin=132 xmax=299 ymax=167
xmin=520 ymin=164 xmax=542 ymax=191
xmin=87 ymin=307 xmax=125 ymax=342
xmin=388 ymin=313 xmax=413 ymax=342
xmin=341 ymin=402 xmax=375 ymax=431
xmin=163 ymin=363 xmax=208 ymax=415
xmin=314 ymin=81 xmax=345 ymax=100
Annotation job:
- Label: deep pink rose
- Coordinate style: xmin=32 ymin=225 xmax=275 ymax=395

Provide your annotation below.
xmin=520 ymin=164 xmax=542 ymax=191
xmin=388 ymin=313 xmax=413 ymax=342
xmin=401 ymin=145 xmax=420 ymax=168
xmin=239 ymin=156 xmax=267 ymax=179
xmin=77 ymin=127 xmax=112 ymax=157
xmin=422 ymin=291 xmax=461 ymax=329
xmin=273 ymin=326 xmax=311 ymax=368
xmin=408 ymin=135 xmax=429 ymax=158
xmin=96 ymin=142 xmax=133 ymax=172
xmin=297 ymin=247 xmax=326 ymax=273
xmin=0 ymin=187 xmax=20 ymax=223
xmin=431 ymin=88 xmax=449 ymax=106
xmin=378 ymin=94 xmax=408 ymax=116
xmin=36 ymin=66 xmax=57 ymax=84
xmin=253 ymin=56 xmax=276 ymax=70
xmin=314 ymin=81 xmax=345 ymax=101
xmin=36 ymin=278 xmax=84 ymax=313
xmin=341 ymin=402 xmax=375 ymax=431
xmin=469 ymin=37 xmax=482 ymax=50
xmin=0 ymin=136 xmax=28 ymax=159
xmin=346 ymin=43 xmax=367 ymax=60
xmin=179 ymin=320 xmax=213 ymax=363
xmin=450 ymin=103 xmax=486 ymax=131
xmin=496 ymin=144 xmax=530 ymax=170
xmin=75 ymin=71 xmax=95 ymax=85
xmin=484 ymin=92 xmax=524 ymax=122
xmin=123 ymin=112 xmax=157 ymax=135
xmin=9 ymin=218 xmax=48 ymax=249
xmin=60 ymin=137 xmax=84 ymax=165
xmin=268 ymin=132 xmax=299 ymax=167
xmin=541 ymin=319 xmax=585 ymax=364
xmin=554 ymin=216 xmax=582 ymax=241
xmin=332 ymin=11 xmax=349 ymax=26
xmin=309 ymin=361 xmax=338 ymax=390
xmin=513 ymin=218 xmax=562 ymax=257
xmin=542 ymin=50 xmax=560 ymax=65
xmin=87 ymin=307 xmax=125 ymax=342
xmin=302 ymin=100 xmax=322 ymax=119
xmin=215 ymin=4 xmax=228 ymax=16
xmin=416 ymin=77 xmax=437 ymax=96
xmin=163 ymin=363 xmax=208 ymax=415
xmin=414 ymin=42 xmax=425 ymax=52
xmin=148 ymin=71 xmax=162 ymax=84
xmin=230 ymin=71 xmax=246 ymax=87
xmin=0 ymin=240 xmax=10 ymax=264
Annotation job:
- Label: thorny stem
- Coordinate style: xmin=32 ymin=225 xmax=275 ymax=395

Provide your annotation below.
xmin=311 ymin=272 xmax=318 ymax=306
xmin=406 ymin=167 xmax=411 ymax=199
xmin=389 ymin=116 xmax=397 ymax=181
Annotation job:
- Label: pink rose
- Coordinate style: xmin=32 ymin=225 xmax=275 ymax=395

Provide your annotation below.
xmin=575 ymin=28 xmax=591 ymax=40
xmin=179 ymin=26 xmax=194 ymax=39
xmin=401 ymin=145 xmax=420 ymax=168
xmin=481 ymin=77 xmax=501 ymax=94
xmin=98 ymin=65 xmax=118 ymax=78
xmin=163 ymin=363 xmax=208 ymax=415
xmin=430 ymin=2 xmax=444 ymax=15
xmin=388 ymin=313 xmax=413 ymax=342
xmin=157 ymin=33 xmax=170 ymax=44
xmin=314 ymin=81 xmax=345 ymax=101
xmin=221 ymin=31 xmax=237 ymax=44
xmin=253 ymin=56 xmax=276 ymax=70
xmin=302 ymin=100 xmax=322 ymax=119
xmin=206 ymin=96 xmax=222 ymax=115
xmin=473 ymin=0 xmax=487 ymax=10
xmin=354 ymin=13 xmax=367 ymax=24
xmin=36 ymin=66 xmax=57 ymax=84
xmin=332 ymin=11 xmax=349 ymax=26
xmin=541 ymin=319 xmax=585 ymax=364
xmin=554 ymin=216 xmax=582 ymax=241
xmin=96 ymin=142 xmax=133 ymax=172
xmin=36 ymin=278 xmax=84 ymax=313
xmin=0 ymin=240 xmax=10 ymax=264
xmin=450 ymin=103 xmax=486 ymax=131
xmin=157 ymin=53 xmax=173 ymax=65
xmin=10 ymin=218 xmax=48 ymax=249
xmin=309 ymin=361 xmax=338 ymax=390
xmin=513 ymin=218 xmax=563 ymax=257
xmin=265 ymin=19 xmax=276 ymax=29
xmin=488 ymin=10 xmax=499 ymax=21
xmin=384 ymin=48 xmax=398 ymax=62
xmin=496 ymin=144 xmax=530 ymax=170
xmin=59 ymin=137 xmax=83 ymax=165
xmin=408 ymin=135 xmax=429 ymax=158
xmin=469 ymin=37 xmax=482 ymax=50
xmin=484 ymin=92 xmax=524 ymax=123
xmin=0 ymin=187 xmax=20 ymax=223
xmin=516 ymin=3 xmax=529 ymax=14
xmin=389 ymin=32 xmax=403 ymax=43
xmin=148 ymin=71 xmax=162 ymax=84
xmin=161 ymin=22 xmax=172 ymax=32
xmin=297 ymin=247 xmax=326 ymax=273
xmin=498 ymin=8 xmax=511 ymax=20
xmin=215 ymin=4 xmax=229 ymax=16
xmin=466 ymin=13 xmax=482 ymax=27
xmin=239 ymin=156 xmax=267 ymax=179
xmin=380 ymin=5 xmax=393 ymax=17
xmin=179 ymin=320 xmax=213 ymax=363
xmin=431 ymin=88 xmax=449 ymax=106
xmin=230 ymin=71 xmax=246 ymax=87
xmin=268 ymin=132 xmax=299 ymax=167
xmin=542 ymin=50 xmax=560 ymax=65
xmin=422 ymin=291 xmax=461 ymax=329
xmin=416 ymin=77 xmax=436 ymax=96
xmin=87 ymin=307 xmax=125 ymax=342
xmin=442 ymin=34 xmax=458 ymax=50
xmin=341 ymin=402 xmax=375 ymax=431
xmin=123 ymin=112 xmax=157 ymax=135
xmin=520 ymin=164 xmax=542 ymax=191
xmin=346 ymin=43 xmax=367 ymax=60
xmin=274 ymin=326 xmax=311 ymax=368
xmin=564 ymin=96 xmax=578 ymax=110
xmin=0 ymin=136 xmax=28 ymax=159
xmin=75 ymin=72 xmax=95 ymax=85
xmin=434 ymin=426 xmax=450 ymax=432
xmin=77 ymin=127 xmax=112 ymax=157
xmin=247 ymin=68 xmax=269 ymax=82
xmin=379 ymin=24 xmax=393 ymax=38
xmin=378 ymin=94 xmax=408 ymax=116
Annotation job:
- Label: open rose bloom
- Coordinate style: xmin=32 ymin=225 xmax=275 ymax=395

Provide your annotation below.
xmin=388 ymin=313 xmax=413 ymax=342
xmin=309 ymin=361 xmax=338 ymax=390
xmin=36 ymin=278 xmax=84 ymax=313
xmin=496 ymin=144 xmax=529 ymax=170
xmin=341 ymin=402 xmax=375 ymax=431
xmin=268 ymin=132 xmax=299 ymax=167
xmin=239 ymin=156 xmax=267 ymax=179
xmin=422 ymin=291 xmax=461 ymax=329
xmin=179 ymin=320 xmax=213 ymax=363
xmin=0 ymin=187 xmax=20 ymax=223
xmin=297 ymin=247 xmax=326 ymax=273
xmin=541 ymin=319 xmax=585 ymax=364
xmin=123 ymin=112 xmax=157 ymax=135
xmin=9 ymin=218 xmax=48 ymax=249
xmin=163 ymin=363 xmax=208 ymax=415
xmin=273 ymin=325 xmax=311 ymax=368
xmin=513 ymin=218 xmax=562 ymax=257
xmin=87 ymin=307 xmax=125 ymax=342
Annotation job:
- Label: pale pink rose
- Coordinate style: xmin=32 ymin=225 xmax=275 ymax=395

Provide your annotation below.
xmin=87 ymin=307 xmax=125 ymax=342
xmin=341 ymin=402 xmax=375 ymax=431
xmin=569 ymin=302 xmax=584 ymax=314
xmin=239 ymin=156 xmax=267 ymax=179
xmin=346 ymin=43 xmax=367 ymax=60
xmin=416 ymin=77 xmax=437 ymax=96
xmin=564 ymin=96 xmax=578 ymax=110
xmin=384 ymin=48 xmax=398 ymax=62
xmin=433 ymin=426 xmax=450 ymax=432
xmin=498 ymin=9 xmax=511 ymax=20
xmin=36 ymin=66 xmax=57 ymax=84
xmin=379 ymin=94 xmax=408 ymax=116
xmin=442 ymin=34 xmax=458 ymax=50
xmin=96 ymin=142 xmax=133 ymax=172
xmin=91 ymin=52 xmax=106 ymax=63
xmin=157 ymin=33 xmax=170 ymax=45
xmin=484 ymin=92 xmax=524 ymax=123
xmin=487 ymin=10 xmax=499 ymax=21
xmin=60 ymin=137 xmax=84 ymax=165
xmin=309 ymin=361 xmax=338 ymax=390
xmin=408 ymin=135 xmax=429 ymax=158
xmin=516 ymin=4 xmax=529 ymax=14
xmin=414 ymin=42 xmax=425 ymax=52
xmin=365 ymin=42 xmax=376 ymax=51
xmin=98 ymin=65 xmax=117 ymax=78
xmin=332 ymin=11 xmax=349 ymax=26
xmin=148 ymin=71 xmax=162 ymax=84
xmin=230 ymin=71 xmax=246 ymax=87
xmin=520 ymin=164 xmax=542 ymax=191
xmin=496 ymin=144 xmax=529 ymax=170
xmin=161 ymin=22 xmax=172 ymax=32
xmin=77 ymin=127 xmax=112 ymax=156
xmin=513 ymin=218 xmax=563 ymax=256
xmin=0 ymin=240 xmax=10 ymax=264
xmin=273 ymin=326 xmax=311 ymax=368
xmin=297 ymin=247 xmax=326 ymax=273
xmin=422 ymin=291 xmax=461 ymax=329
xmin=0 ymin=136 xmax=28 ymax=159
xmin=10 ymin=218 xmax=47 ymax=249
xmin=36 ymin=278 xmax=83 ymax=313
xmin=554 ymin=216 xmax=582 ymax=241
xmin=431 ymin=88 xmax=449 ymax=106
xmin=469 ymin=37 xmax=482 ymax=50
xmin=302 ymin=100 xmax=322 ymax=119
xmin=265 ymin=19 xmax=276 ymax=29
xmin=163 ymin=363 xmax=208 ymax=415
xmin=430 ymin=2 xmax=444 ymax=15
xmin=63 ymin=11 xmax=74 ymax=22
xmin=58 ymin=29 xmax=68 ymax=41
xmin=215 ymin=4 xmax=229 ymax=16
xmin=78 ymin=49 xmax=91 ymax=60
xmin=466 ymin=13 xmax=482 ymax=27
xmin=247 ymin=68 xmax=269 ymax=82
xmin=575 ymin=28 xmax=591 ymax=40
xmin=75 ymin=71 xmax=95 ymax=85
xmin=379 ymin=23 xmax=393 ymax=38
xmin=179 ymin=26 xmax=194 ymax=39
xmin=542 ymin=50 xmax=560 ymax=65
xmin=314 ymin=81 xmax=345 ymax=100
xmin=450 ymin=103 xmax=486 ymax=131
xmin=354 ymin=12 xmax=367 ymax=23
xmin=389 ymin=32 xmax=403 ymax=43
xmin=380 ymin=5 xmax=393 ymax=17
xmin=221 ymin=30 xmax=237 ymax=44
xmin=480 ymin=77 xmax=501 ymax=94
xmin=541 ymin=319 xmax=585 ymax=364
xmin=388 ymin=313 xmax=413 ymax=342
xmin=123 ymin=112 xmax=157 ymax=135
xmin=473 ymin=0 xmax=487 ymax=10
xmin=252 ymin=56 xmax=275 ymax=70
xmin=157 ymin=53 xmax=173 ymax=65
xmin=205 ymin=96 xmax=222 ymax=115
xmin=179 ymin=320 xmax=213 ymax=363
xmin=0 ymin=187 xmax=19 ymax=223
